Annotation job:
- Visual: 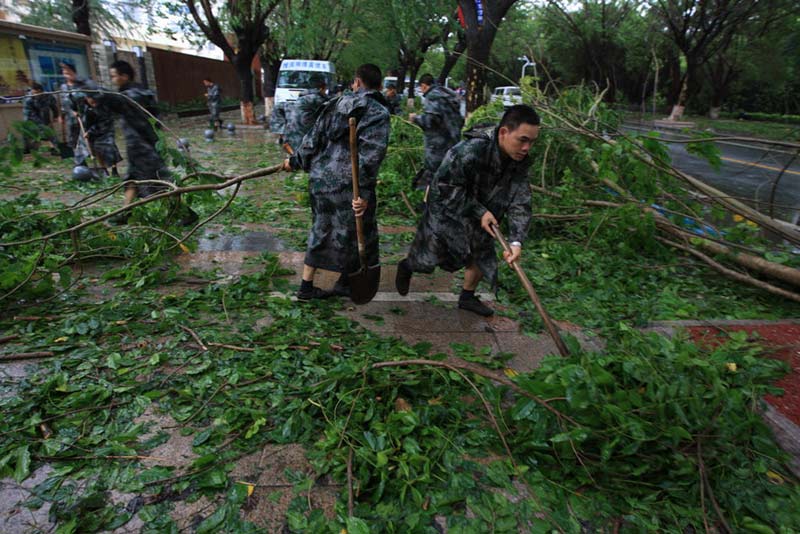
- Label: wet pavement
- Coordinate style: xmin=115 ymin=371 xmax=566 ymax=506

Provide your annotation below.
xmin=623 ymin=122 xmax=800 ymax=223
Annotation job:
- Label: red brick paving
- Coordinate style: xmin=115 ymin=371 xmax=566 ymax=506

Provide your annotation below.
xmin=686 ymin=324 xmax=800 ymax=427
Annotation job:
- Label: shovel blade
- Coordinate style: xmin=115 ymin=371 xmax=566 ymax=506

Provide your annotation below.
xmin=348 ymin=264 xmax=380 ymax=305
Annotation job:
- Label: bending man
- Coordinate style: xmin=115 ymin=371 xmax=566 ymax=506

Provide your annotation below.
xmin=396 ymin=105 xmax=540 ymax=317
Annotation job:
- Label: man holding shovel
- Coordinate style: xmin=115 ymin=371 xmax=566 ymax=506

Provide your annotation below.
xmin=283 ymin=63 xmax=390 ymax=302
xmin=396 ymin=105 xmax=540 ymax=317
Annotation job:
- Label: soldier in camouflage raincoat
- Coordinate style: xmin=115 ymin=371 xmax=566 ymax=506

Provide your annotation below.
xmin=83 ymin=94 xmax=122 ymax=176
xmin=284 ymin=64 xmax=390 ymax=301
xmin=269 ymin=101 xmax=287 ymax=144
xmin=22 ymin=82 xmax=59 ymax=151
xmin=383 ymin=84 xmax=402 ymax=115
xmin=101 ymin=60 xmax=197 ymax=225
xmin=59 ymin=61 xmax=97 ymax=165
xmin=396 ymin=105 xmax=541 ymax=317
xmin=203 ymin=78 xmax=223 ymax=130
xmin=283 ymin=75 xmax=328 ymax=152
xmin=409 ymin=73 xmax=464 ymax=188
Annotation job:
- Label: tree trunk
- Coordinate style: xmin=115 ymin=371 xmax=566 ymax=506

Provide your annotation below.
xmin=465 ymin=42 xmax=490 ymax=112
xmin=438 ymin=32 xmax=466 ymax=85
xmin=234 ymin=56 xmax=256 ymax=124
xmin=668 ymin=64 xmax=691 ymax=121
xmin=408 ymin=61 xmax=424 ymax=101
xmin=72 ymin=0 xmax=91 ymax=36
xmin=459 ymin=0 xmax=514 ymax=113
xmin=260 ymin=53 xmax=280 ymax=118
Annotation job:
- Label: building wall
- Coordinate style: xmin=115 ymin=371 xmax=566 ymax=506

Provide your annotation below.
xmin=0 ymin=20 xmax=94 ymax=140
xmin=149 ymin=47 xmax=248 ymax=107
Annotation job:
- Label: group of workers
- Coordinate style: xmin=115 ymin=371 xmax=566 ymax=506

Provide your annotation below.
xmin=275 ymin=64 xmax=540 ymax=316
xmin=20 ymin=60 xmax=540 ymax=316
xmin=21 ymin=60 xmax=197 ymax=224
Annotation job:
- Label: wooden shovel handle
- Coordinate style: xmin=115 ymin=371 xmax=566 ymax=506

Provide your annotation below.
xmin=75 ymin=113 xmax=97 ymax=162
xmin=491 ymin=224 xmax=570 ymax=357
xmin=349 ymin=117 xmax=367 ymax=266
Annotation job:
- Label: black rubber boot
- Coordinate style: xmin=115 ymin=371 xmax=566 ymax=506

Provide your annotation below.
xmin=395 ymin=259 xmax=412 ymax=296
xmin=331 ymin=272 xmax=351 ymax=297
xmin=297 ymin=281 xmax=332 ymax=302
xmin=457 ymin=292 xmax=494 ymax=317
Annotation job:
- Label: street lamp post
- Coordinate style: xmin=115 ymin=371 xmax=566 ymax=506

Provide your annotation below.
xmin=132 ymin=45 xmax=148 ymax=89
xmin=517 ymin=55 xmax=537 ymax=83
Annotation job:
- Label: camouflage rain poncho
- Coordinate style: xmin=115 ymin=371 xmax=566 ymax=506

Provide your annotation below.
xmin=22 ymin=91 xmax=58 ymax=148
xmin=406 ymin=127 xmax=533 ymax=287
xmin=82 ymin=99 xmax=122 ymax=168
xmin=412 ymin=84 xmax=464 ymax=186
xmin=206 ymin=83 xmax=221 ymax=123
xmin=100 ymin=82 xmax=171 ymax=197
xmin=283 ymin=88 xmax=328 ymax=151
xmin=60 ymin=76 xmax=98 ymax=165
xmin=269 ymin=102 xmax=287 ymax=136
xmin=288 ymin=89 xmax=390 ymax=274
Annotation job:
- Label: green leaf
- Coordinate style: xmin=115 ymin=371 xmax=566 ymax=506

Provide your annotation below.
xmin=345 ymin=517 xmax=370 ymax=534
xmin=13 ymin=445 xmax=30 ymax=483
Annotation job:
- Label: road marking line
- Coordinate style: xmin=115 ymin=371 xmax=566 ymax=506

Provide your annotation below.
xmin=721 ymin=156 xmax=800 ymax=176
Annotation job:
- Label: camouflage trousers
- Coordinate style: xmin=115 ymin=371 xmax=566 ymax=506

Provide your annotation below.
xmin=209 ymin=103 xmax=220 ymax=124
xmin=406 ymin=206 xmax=500 ymax=288
xmin=90 ymin=132 xmax=122 ymax=168
xmin=125 ymin=142 xmax=173 ymax=198
xmin=305 ymin=186 xmax=379 ymax=274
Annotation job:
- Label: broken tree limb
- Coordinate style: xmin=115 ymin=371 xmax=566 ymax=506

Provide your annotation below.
xmin=0 ymin=351 xmax=55 ymax=361
xmin=655 ymin=237 xmax=800 ymax=303
xmin=1 ymin=163 xmax=285 ymax=248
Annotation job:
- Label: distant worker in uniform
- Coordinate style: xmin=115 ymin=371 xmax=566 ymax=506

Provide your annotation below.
xmin=83 ymin=94 xmax=122 ymax=177
xmin=58 ymin=61 xmax=97 ymax=166
xmin=383 ymin=84 xmax=402 ymax=115
xmin=102 ymin=60 xmax=197 ymax=225
xmin=282 ymin=73 xmax=328 ymax=152
xmin=408 ymin=73 xmax=464 ymax=189
xmin=203 ymin=77 xmax=223 ymax=130
xmin=396 ymin=105 xmax=541 ymax=317
xmin=283 ymin=63 xmax=391 ymax=301
xmin=22 ymin=81 xmax=59 ymax=153
xmin=269 ymin=101 xmax=287 ymax=145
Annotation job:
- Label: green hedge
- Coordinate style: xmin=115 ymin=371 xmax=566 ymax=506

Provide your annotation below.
xmin=719 ymin=111 xmax=800 ymax=125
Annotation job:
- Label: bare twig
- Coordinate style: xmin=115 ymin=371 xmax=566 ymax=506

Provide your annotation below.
xmin=179 ymin=325 xmax=208 ymax=351
xmin=0 ymin=351 xmax=55 ymax=361
xmin=347 ymin=447 xmax=354 ymax=517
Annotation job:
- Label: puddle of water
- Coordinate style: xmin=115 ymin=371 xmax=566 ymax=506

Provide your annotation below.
xmin=197 ymin=228 xmax=286 ymax=253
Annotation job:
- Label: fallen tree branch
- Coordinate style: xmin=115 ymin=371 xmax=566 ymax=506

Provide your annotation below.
xmin=0 ymin=163 xmax=285 ymax=247
xmin=371 ymin=357 xmax=578 ymax=427
xmin=0 ymin=351 xmax=55 ymax=361
xmin=655 ymin=236 xmax=800 ymax=303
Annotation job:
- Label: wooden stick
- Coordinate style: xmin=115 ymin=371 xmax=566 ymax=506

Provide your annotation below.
xmin=0 ymin=351 xmax=55 ymax=361
xmin=490 ymin=225 xmax=570 ymax=357
xmin=179 ymin=324 xmax=208 ymax=351
xmin=347 ymin=447 xmax=354 ymax=517
xmin=0 ymin=334 xmax=20 ymax=344
xmin=399 ymin=190 xmax=418 ymax=218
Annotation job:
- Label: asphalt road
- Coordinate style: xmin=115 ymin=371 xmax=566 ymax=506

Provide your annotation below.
xmin=622 ymin=123 xmax=800 ymax=223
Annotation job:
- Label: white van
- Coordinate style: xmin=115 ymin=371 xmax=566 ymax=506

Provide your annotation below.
xmin=490 ymin=86 xmax=523 ymax=107
xmin=274 ymin=59 xmax=336 ymax=105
